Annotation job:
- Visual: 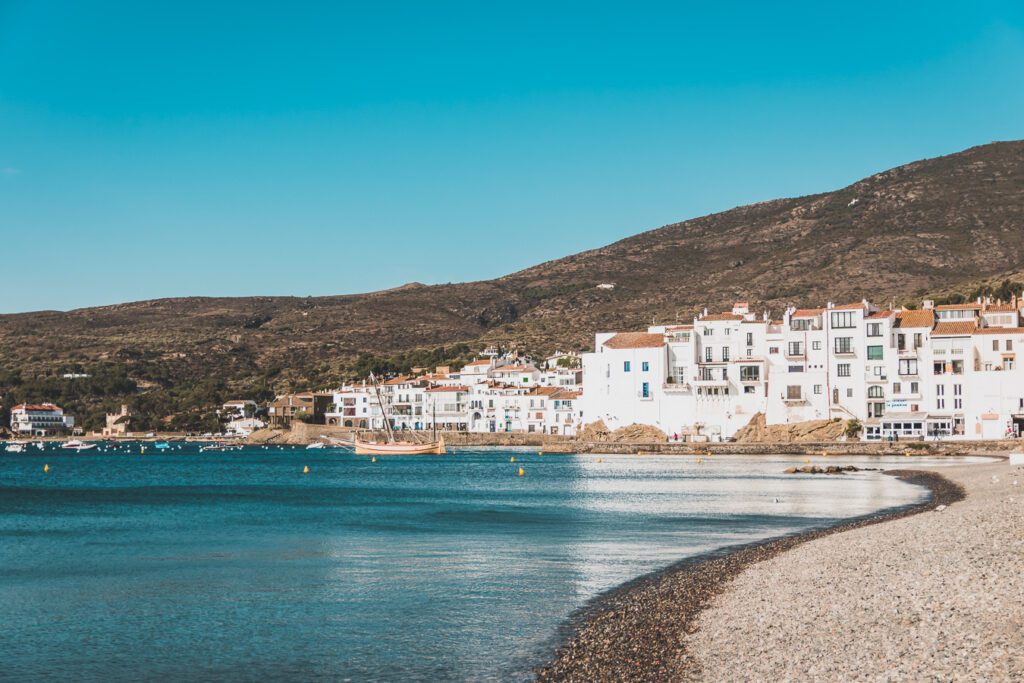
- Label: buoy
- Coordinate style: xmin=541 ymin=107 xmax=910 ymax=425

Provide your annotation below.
xmin=538 ymin=451 xmax=543 ymax=456
xmin=696 ymin=457 xmax=702 ymax=464
xmin=518 ymin=467 xmax=525 ymax=476
xmin=371 ymin=457 xmax=377 ymax=463
xmin=822 ymin=451 xmax=828 ymax=457
xmin=303 ymin=465 xmax=309 ymax=474
xmin=141 ymin=446 xmax=146 ymax=454
xmin=805 ymin=458 xmax=811 ymax=463
xmin=510 ymin=456 xmax=516 ymax=463
xmin=43 ymin=464 xmax=49 ymax=473
xmin=597 ymin=457 xmax=603 ymax=463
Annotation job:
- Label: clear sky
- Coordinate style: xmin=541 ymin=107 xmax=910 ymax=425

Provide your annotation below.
xmin=2 ymin=2 xmax=1023 ymax=313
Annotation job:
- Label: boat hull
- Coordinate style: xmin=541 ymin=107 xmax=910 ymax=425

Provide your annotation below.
xmin=354 ymin=439 xmax=445 ymax=455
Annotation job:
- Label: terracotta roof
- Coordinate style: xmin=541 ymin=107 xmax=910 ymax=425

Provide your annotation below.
xmin=932 ymin=321 xmax=977 ymax=336
xmin=984 ymin=304 xmax=1019 ymax=312
xmin=492 ymin=364 xmax=535 ymax=373
xmin=894 ymin=310 xmax=935 ymax=329
xmin=528 ymin=386 xmax=561 ymax=396
xmin=936 ymin=303 xmax=981 ymax=310
xmin=791 ymin=308 xmax=824 ymax=318
xmin=554 ymin=390 xmax=581 ymax=400
xmin=740 ymin=319 xmax=766 ymax=325
xmin=832 ymin=302 xmax=868 ymax=310
xmin=700 ymin=313 xmax=744 ymax=321
xmin=602 ymin=332 xmax=665 ymax=349
xmin=11 ymin=403 xmax=62 ymax=412
xmin=425 ymin=385 xmax=468 ymax=393
xmin=382 ymin=375 xmax=412 ymax=385
xmin=867 ymin=310 xmax=894 ymax=319
xmin=973 ymin=326 xmax=1024 ymax=335
xmin=464 ymin=360 xmax=492 ymax=367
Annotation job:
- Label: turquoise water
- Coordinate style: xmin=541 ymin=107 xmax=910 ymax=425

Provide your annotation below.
xmin=0 ymin=445 xmax=928 ymax=681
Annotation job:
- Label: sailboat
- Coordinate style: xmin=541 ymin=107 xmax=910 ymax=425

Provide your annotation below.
xmin=354 ymin=373 xmax=446 ymax=456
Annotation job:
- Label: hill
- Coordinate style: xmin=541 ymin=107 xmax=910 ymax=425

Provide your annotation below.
xmin=2 ymin=141 xmax=1023 ymax=430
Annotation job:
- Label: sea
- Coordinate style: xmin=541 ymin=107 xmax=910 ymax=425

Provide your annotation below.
xmin=0 ymin=444 xmax=942 ymax=681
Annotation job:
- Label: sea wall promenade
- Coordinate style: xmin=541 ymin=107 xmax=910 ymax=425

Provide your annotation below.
xmin=242 ymin=421 xmax=1024 ymax=456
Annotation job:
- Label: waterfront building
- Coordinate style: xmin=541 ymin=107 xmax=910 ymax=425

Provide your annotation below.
xmin=582 ymin=297 xmax=1024 ymax=442
xmin=10 ymin=403 xmax=75 ymax=435
xmin=268 ymin=392 xmax=332 ymax=427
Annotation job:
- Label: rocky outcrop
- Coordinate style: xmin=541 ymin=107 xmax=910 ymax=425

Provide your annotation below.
xmin=577 ymin=420 xmax=668 ymax=443
xmin=733 ymin=413 xmax=852 ymax=443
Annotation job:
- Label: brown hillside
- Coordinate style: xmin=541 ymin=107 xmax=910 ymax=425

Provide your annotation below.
xmin=1 ymin=141 xmax=1023 ymax=429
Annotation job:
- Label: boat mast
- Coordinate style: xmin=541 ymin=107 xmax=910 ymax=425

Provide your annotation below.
xmin=369 ymin=372 xmax=396 ymax=444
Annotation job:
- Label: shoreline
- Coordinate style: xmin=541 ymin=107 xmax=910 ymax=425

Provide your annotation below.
xmin=535 ymin=469 xmax=965 ymax=681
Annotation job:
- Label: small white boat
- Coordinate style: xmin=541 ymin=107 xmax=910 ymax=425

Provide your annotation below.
xmin=5 ymin=443 xmax=27 ymax=453
xmin=61 ymin=440 xmax=97 ymax=451
xmin=305 ymin=442 xmax=326 ymax=450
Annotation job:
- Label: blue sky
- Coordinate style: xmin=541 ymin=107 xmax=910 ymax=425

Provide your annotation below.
xmin=2 ymin=2 xmax=1023 ymax=313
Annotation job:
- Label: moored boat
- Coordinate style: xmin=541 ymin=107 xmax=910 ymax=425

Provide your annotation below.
xmin=354 ymin=437 xmax=446 ymax=456
xmin=61 ymin=440 xmax=97 ymax=451
xmin=5 ymin=443 xmax=27 ymax=453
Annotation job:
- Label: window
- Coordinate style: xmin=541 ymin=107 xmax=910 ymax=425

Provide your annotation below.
xmin=641 ymin=382 xmax=650 ymax=398
xmin=623 ymin=361 xmax=631 ymax=372
xmin=1008 ymin=339 xmax=1014 ymax=351
xmin=913 ymin=333 xmax=923 ymax=349
xmin=705 ymin=348 xmax=713 ymax=362
xmin=868 ymin=386 xmax=883 ymax=398
xmin=722 ymin=347 xmax=730 ymax=362
xmin=936 ymin=385 xmax=944 ymax=396
xmin=814 ymin=384 xmax=822 ymax=394
xmin=740 ymin=366 xmax=760 ymax=382
xmin=953 ymin=384 xmax=962 ymax=396
xmin=867 ymin=345 xmax=883 ymax=360
xmin=937 ymin=398 xmax=945 ymax=410
xmin=833 ymin=388 xmax=840 ymax=404
xmin=954 ymin=398 xmax=962 ymax=409
xmin=867 ymin=323 xmax=882 ymax=337
xmin=893 ymin=382 xmax=901 ymax=394
xmin=910 ymin=382 xmax=919 ymax=393
xmin=791 ymin=318 xmax=811 ymax=331
xmin=788 ymin=341 xmax=804 ymax=356
xmin=724 ymin=328 xmax=731 ymax=336
xmin=899 ymin=359 xmax=918 ymax=376
xmin=789 ymin=365 xmax=804 ymax=373
xmin=993 ymin=340 xmax=999 ymax=351
xmin=641 ymin=361 xmax=649 ymax=372
xmin=834 ymin=337 xmax=853 ymax=354
xmin=703 ymin=327 xmax=712 ymax=336
xmin=847 ymin=388 xmax=853 ymax=398
xmin=812 ymin=341 xmax=822 ymax=351
xmin=744 ymin=386 xmax=755 ymax=394
xmin=786 ymin=385 xmax=802 ymax=400
xmin=746 ymin=332 xmax=753 ymax=346
xmin=831 ymin=311 xmax=856 ymax=328
xmin=837 ymin=363 xmax=851 ymax=377
xmin=769 ymin=346 xmax=779 ymax=355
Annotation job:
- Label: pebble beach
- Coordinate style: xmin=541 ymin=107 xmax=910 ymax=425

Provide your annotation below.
xmin=538 ymin=460 xmax=1022 ymax=681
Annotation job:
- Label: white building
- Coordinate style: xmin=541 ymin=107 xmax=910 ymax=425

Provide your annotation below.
xmin=582 ymin=297 xmax=1024 ymax=442
xmin=10 ymin=404 xmax=75 ymax=435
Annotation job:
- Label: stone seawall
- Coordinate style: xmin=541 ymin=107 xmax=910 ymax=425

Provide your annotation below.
xmin=245 ymin=423 xmax=1021 ymax=456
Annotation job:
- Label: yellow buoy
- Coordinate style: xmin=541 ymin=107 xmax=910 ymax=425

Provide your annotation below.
xmin=805 ymin=457 xmax=811 ymax=463
xmin=371 ymin=457 xmax=377 ymax=463
xmin=696 ymin=457 xmax=702 ymax=464
xmin=518 ymin=467 xmax=525 ymax=477
xmin=303 ymin=465 xmax=309 ymax=474
xmin=538 ymin=451 xmax=543 ymax=456
xmin=597 ymin=457 xmax=603 ymax=463
xmin=43 ymin=464 xmax=49 ymax=473
xmin=510 ymin=456 xmax=516 ymax=463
